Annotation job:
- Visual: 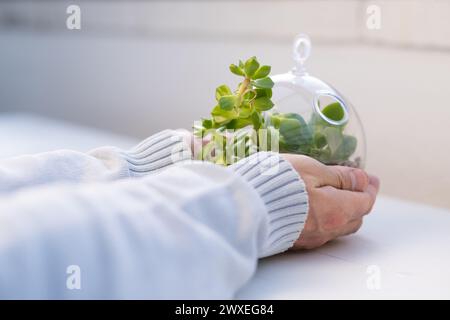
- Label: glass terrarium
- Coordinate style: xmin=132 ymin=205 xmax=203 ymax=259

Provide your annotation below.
xmin=265 ymin=34 xmax=366 ymax=168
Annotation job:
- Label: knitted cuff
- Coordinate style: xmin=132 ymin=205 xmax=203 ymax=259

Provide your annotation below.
xmin=121 ymin=130 xmax=192 ymax=177
xmin=230 ymin=152 xmax=309 ymax=258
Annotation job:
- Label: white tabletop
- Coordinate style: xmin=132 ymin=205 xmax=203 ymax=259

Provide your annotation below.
xmin=0 ymin=113 xmax=137 ymax=158
xmin=238 ymin=196 xmax=450 ymax=299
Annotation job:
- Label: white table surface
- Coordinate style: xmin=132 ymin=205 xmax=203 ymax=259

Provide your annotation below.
xmin=0 ymin=113 xmax=137 ymax=158
xmin=2 ymin=112 xmax=450 ymax=299
xmin=238 ymin=196 xmax=450 ymax=299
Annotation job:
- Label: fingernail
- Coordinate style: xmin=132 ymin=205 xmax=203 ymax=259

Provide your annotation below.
xmin=349 ymin=171 xmax=357 ymax=191
xmin=369 ymin=175 xmax=380 ymax=190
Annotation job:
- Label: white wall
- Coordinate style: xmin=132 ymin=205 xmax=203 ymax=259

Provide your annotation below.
xmin=0 ymin=0 xmax=449 ymax=209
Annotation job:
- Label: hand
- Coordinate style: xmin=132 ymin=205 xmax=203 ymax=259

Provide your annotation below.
xmin=282 ymin=154 xmax=380 ymax=250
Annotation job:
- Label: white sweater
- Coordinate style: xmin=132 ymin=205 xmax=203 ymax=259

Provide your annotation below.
xmin=0 ymin=130 xmax=308 ymax=299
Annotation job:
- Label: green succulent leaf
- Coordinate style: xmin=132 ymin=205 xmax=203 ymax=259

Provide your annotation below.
xmin=253 ymin=65 xmax=271 ymax=79
xmin=251 ymin=112 xmax=261 ymax=130
xmin=211 ymin=105 xmax=238 ymax=124
xmin=218 ymin=95 xmax=237 ymax=110
xmin=202 ymin=118 xmax=213 ymax=129
xmin=333 ymin=135 xmax=357 ymax=162
xmin=313 ymin=131 xmax=327 ymax=148
xmin=231 ymin=117 xmax=253 ymax=129
xmin=253 ymin=97 xmax=274 ymax=111
xmin=229 ymin=64 xmax=245 ymax=77
xmin=215 ymin=85 xmax=232 ymax=101
xmin=243 ymin=90 xmax=256 ymax=101
xmin=269 ymin=113 xmax=282 ymax=127
xmin=253 ymin=77 xmax=274 ymax=89
xmin=244 ymin=57 xmax=259 ymax=78
xmin=312 ymin=147 xmax=332 ymax=163
xmin=277 ymin=113 xmax=313 ymax=151
xmin=322 ymin=127 xmax=343 ymax=154
xmin=255 ymin=88 xmax=272 ymax=98
xmin=239 ymin=101 xmax=253 ymax=118
xmin=322 ymin=102 xmax=345 ymax=122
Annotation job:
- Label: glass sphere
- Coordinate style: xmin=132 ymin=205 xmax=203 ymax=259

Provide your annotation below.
xmin=266 ymin=34 xmax=366 ymax=168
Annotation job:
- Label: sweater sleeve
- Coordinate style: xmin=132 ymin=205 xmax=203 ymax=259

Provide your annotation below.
xmin=0 ymin=130 xmax=191 ymax=194
xmin=0 ymin=153 xmax=308 ymax=299
xmin=229 ymin=152 xmax=309 ymax=257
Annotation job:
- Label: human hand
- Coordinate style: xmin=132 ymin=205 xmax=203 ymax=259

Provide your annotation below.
xmin=282 ymin=154 xmax=380 ymax=250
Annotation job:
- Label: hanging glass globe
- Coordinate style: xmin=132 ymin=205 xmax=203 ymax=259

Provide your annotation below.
xmin=266 ymin=34 xmax=366 ymax=168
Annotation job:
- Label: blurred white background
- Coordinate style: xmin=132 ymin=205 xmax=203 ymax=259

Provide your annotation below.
xmin=0 ymin=0 xmax=449 ymax=208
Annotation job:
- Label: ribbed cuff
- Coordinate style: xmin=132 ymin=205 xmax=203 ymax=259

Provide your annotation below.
xmin=121 ymin=130 xmax=192 ymax=177
xmin=230 ymin=152 xmax=309 ymax=258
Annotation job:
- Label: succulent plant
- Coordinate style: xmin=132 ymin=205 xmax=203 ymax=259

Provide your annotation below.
xmin=194 ymin=57 xmax=357 ymax=166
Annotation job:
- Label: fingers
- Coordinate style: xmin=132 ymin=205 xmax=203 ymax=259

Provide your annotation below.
xmin=317 ymin=167 xmax=379 ymax=222
xmin=331 ymin=185 xmax=377 ymax=220
xmin=315 ymin=177 xmax=378 ymax=226
xmin=316 ymin=165 xmax=368 ymax=191
xmin=321 ymin=165 xmax=370 ymax=192
xmin=341 ymin=218 xmax=363 ymax=236
xmin=281 ymin=153 xmax=374 ymax=193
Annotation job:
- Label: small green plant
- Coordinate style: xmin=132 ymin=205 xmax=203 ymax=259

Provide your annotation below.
xmin=194 ymin=57 xmax=358 ymax=167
